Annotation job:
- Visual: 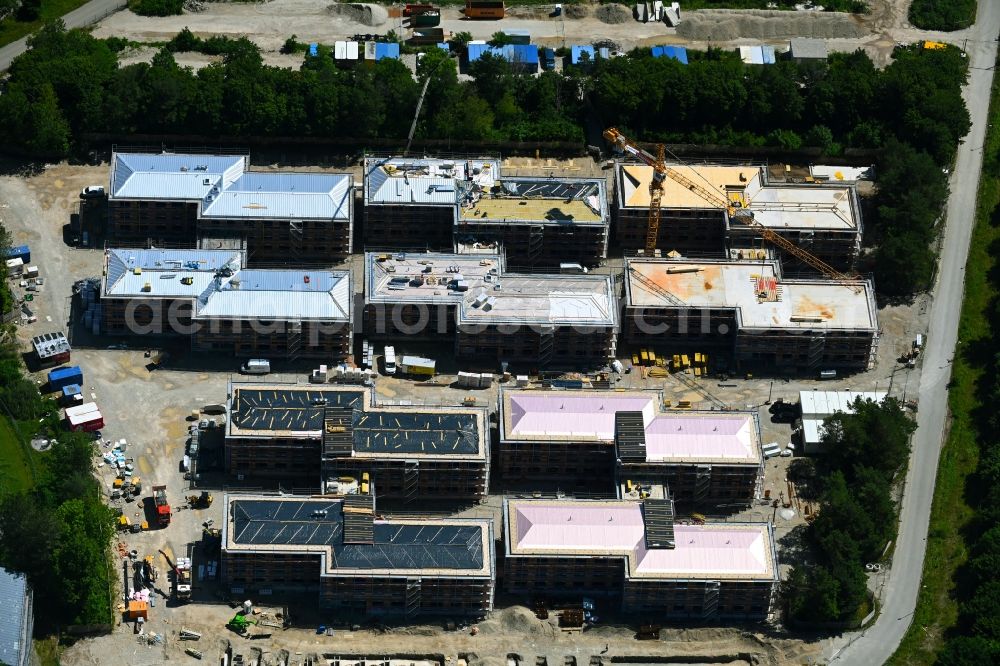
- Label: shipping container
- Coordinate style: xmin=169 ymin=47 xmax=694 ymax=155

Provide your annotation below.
xmin=2 ymin=245 xmax=30 ymax=263
xmin=60 ymin=384 xmax=83 ymax=405
xmin=399 ymin=356 xmax=436 ymax=377
xmin=48 ymin=365 xmax=83 ymax=391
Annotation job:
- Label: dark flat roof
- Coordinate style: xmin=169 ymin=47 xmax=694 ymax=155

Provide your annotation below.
xmin=231 ymin=499 xmax=485 ymax=571
xmin=231 ymin=387 xmax=366 ymax=432
xmin=353 ymin=411 xmax=480 ymax=455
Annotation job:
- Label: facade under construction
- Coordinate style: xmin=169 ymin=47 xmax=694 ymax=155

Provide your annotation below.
xmin=503 ymin=498 xmax=778 ymax=620
xmin=108 ymin=152 xmax=353 ymax=263
xmin=363 ymin=156 xmax=611 ymax=269
xmin=498 ymin=389 xmax=762 ymax=508
xmin=624 ymin=257 xmax=879 ymax=373
xmin=225 ymin=383 xmax=490 ymax=501
xmin=615 ymin=163 xmax=862 ymax=272
xmin=222 ymin=494 xmax=495 ymax=618
xmin=100 ymin=249 xmax=352 ymax=360
xmin=364 ymin=251 xmax=618 ymax=366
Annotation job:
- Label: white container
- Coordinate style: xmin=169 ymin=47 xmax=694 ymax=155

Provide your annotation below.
xmin=24 ymin=265 xmax=39 ymax=278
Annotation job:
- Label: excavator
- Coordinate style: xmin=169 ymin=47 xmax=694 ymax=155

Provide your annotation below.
xmin=602 ymin=127 xmax=862 ymax=291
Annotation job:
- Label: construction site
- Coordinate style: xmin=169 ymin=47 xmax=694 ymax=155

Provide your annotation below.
xmin=108 ymin=152 xmax=354 ymax=263
xmin=0 ymin=133 xmax=931 ymax=665
xmin=226 ymin=382 xmax=490 ymax=501
xmin=614 ymin=161 xmax=863 ymax=272
xmin=100 ymin=248 xmax=354 ymax=359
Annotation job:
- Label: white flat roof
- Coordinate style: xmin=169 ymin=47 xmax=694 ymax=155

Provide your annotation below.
xmin=743 ymin=183 xmax=857 ymax=231
xmin=626 ymin=258 xmax=877 ymax=331
xmin=365 ymin=252 xmax=503 ymax=305
xmin=103 ymin=248 xmax=243 ymax=299
xmin=457 ymin=275 xmax=617 ymax=327
xmin=505 ymin=499 xmax=777 ymax=581
xmin=195 ymin=270 xmax=351 ymax=322
xmin=800 ymin=390 xmax=888 ymax=445
xmin=364 ymin=157 xmax=500 ymax=206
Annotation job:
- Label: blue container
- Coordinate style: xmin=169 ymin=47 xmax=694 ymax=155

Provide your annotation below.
xmin=3 ymin=245 xmax=30 ymax=263
xmin=48 ymin=365 xmax=83 ymax=391
xmin=61 ymin=384 xmax=82 ymax=404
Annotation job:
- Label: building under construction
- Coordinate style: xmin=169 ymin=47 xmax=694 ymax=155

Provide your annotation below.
xmin=363 ymin=251 xmax=504 ymax=338
xmin=363 ymin=156 xmax=501 ymax=250
xmin=100 ymin=248 xmax=352 ymax=359
xmin=455 ymin=273 xmax=618 ymax=368
xmin=503 ymin=498 xmax=777 ymax=620
xmin=225 ymin=383 xmax=490 ymax=501
xmin=498 ymin=389 xmax=762 ymax=509
xmin=362 ymin=156 xmax=610 ymax=269
xmin=615 ymin=162 xmax=862 ymax=272
xmin=624 ymin=257 xmax=879 ymax=373
xmin=222 ymin=494 xmax=495 ymax=618
xmin=108 ymin=152 xmax=353 ymax=263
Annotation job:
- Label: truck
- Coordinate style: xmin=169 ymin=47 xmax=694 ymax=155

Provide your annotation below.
xmin=399 ymin=356 xmax=436 ymax=377
xmin=240 ymin=358 xmax=270 ymax=375
xmin=153 ymin=484 xmax=171 ymax=526
xmin=174 ymin=557 xmax=192 ymax=601
xmin=541 ymin=47 xmax=556 ymax=71
xmin=383 ymin=346 xmax=397 ymax=375
xmin=48 ymin=365 xmax=83 ymax=391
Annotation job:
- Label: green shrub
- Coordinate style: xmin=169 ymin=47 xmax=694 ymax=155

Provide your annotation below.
xmin=130 ymin=0 xmax=183 ymax=18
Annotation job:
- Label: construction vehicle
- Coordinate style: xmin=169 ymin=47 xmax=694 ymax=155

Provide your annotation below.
xmin=227 ymin=613 xmax=256 ymax=635
xmin=152 ymin=484 xmax=170 ymax=526
xmin=143 ymin=555 xmax=158 ymax=586
xmin=603 ymin=127 xmax=861 ymax=290
xmin=174 ymin=557 xmax=192 ymax=601
xmin=187 ymin=491 xmax=213 ymax=509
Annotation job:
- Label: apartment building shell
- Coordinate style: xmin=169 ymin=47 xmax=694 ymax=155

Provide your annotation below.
xmin=498 ymin=389 xmax=763 ymax=508
xmin=363 ymin=156 xmax=610 ymax=269
xmin=615 ymin=162 xmax=863 ymax=272
xmin=108 ymin=152 xmax=353 ymax=263
xmin=100 ymin=248 xmax=352 ymax=360
xmin=624 ymin=257 xmax=879 ymax=373
xmin=222 ymin=495 xmax=495 ymax=618
xmin=225 ymin=383 xmax=490 ymax=501
xmin=503 ymin=499 xmax=778 ymax=620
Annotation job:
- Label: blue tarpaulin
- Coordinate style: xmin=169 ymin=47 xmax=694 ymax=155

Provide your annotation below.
xmin=308 ymin=43 xmax=318 ymax=57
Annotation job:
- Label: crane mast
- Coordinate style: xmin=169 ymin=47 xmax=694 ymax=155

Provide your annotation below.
xmin=604 ymin=127 xmax=860 ymax=289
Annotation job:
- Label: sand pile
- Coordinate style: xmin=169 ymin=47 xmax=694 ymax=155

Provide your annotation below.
xmin=565 ymin=4 xmax=589 ymax=19
xmin=327 ymin=3 xmax=388 ymax=27
xmin=476 ymin=606 xmax=556 ymax=638
xmin=596 ymin=3 xmax=630 ymax=24
xmin=676 ymin=9 xmax=867 ymax=41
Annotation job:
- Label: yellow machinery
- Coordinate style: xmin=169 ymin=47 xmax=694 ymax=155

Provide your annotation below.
xmin=604 ymin=127 xmax=861 ymax=291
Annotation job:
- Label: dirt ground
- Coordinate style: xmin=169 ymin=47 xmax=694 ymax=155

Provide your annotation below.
xmin=0 ymin=155 xmax=926 ymax=666
xmin=86 ymin=0 xmax=969 ymax=73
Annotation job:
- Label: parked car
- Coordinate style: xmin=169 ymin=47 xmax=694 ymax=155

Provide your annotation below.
xmin=80 ymin=185 xmax=105 ymax=199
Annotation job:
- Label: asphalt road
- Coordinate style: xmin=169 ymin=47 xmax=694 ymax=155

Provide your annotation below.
xmin=0 ymin=0 xmax=125 ymax=71
xmin=827 ymin=1 xmax=1000 ymax=663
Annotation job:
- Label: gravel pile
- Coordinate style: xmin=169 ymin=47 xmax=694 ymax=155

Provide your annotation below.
xmin=595 ymin=3 xmax=630 ymax=25
xmin=565 ymin=4 xmax=589 ymax=19
xmin=677 ymin=9 xmax=866 ymax=41
xmin=327 ymin=3 xmax=388 ymax=27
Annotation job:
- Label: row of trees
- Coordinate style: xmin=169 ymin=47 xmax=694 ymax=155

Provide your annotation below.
xmin=0 ymin=0 xmax=40 ymax=22
xmin=0 ymin=224 xmax=117 ymax=630
xmin=0 ymin=23 xmax=970 ymax=299
xmin=908 ymin=0 xmax=977 ymax=31
xmin=783 ymin=398 xmax=915 ymax=623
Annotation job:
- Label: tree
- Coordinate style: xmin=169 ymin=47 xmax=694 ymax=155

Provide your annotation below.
xmin=936 ymin=636 xmax=1000 ymax=666
xmin=783 ymin=565 xmax=841 ymax=623
xmin=488 ymin=31 xmax=513 ymax=47
xmin=16 ymin=0 xmax=38 ymax=21
xmin=821 ymin=397 xmax=914 ymax=481
xmin=0 ymin=0 xmax=20 ymax=21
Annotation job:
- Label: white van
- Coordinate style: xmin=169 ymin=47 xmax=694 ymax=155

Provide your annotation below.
xmin=383 ymin=346 xmax=397 ymax=375
xmin=241 ymin=359 xmax=271 ymax=375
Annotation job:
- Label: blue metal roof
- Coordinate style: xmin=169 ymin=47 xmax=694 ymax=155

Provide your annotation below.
xmin=468 ymin=44 xmax=538 ymax=67
xmin=201 ymin=172 xmax=352 ymax=220
xmin=653 ymin=45 xmax=688 ymax=64
xmin=110 ymin=152 xmax=246 ymax=200
xmin=195 ymin=269 xmax=352 ymax=322
xmin=0 ymin=568 xmax=30 ymax=666
xmin=103 ymin=248 xmax=243 ymax=299
xmin=374 ymin=42 xmax=400 ymax=60
xmin=571 ymin=45 xmax=595 ymax=65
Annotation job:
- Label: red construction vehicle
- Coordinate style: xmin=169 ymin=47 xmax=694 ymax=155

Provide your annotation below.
xmin=152 ymin=485 xmax=171 ymax=526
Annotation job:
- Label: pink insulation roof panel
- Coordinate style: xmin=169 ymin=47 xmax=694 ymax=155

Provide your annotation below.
xmin=644 ymin=414 xmax=758 ymax=462
xmin=506 ymin=393 xmax=655 ymax=440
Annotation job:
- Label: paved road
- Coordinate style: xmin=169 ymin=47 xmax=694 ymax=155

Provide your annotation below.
xmin=0 ymin=0 xmax=125 ymax=71
xmin=827 ymin=1 xmax=1000 ymax=663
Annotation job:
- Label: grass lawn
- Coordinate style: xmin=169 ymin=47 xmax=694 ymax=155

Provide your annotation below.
xmin=0 ymin=0 xmax=92 ymax=49
xmin=0 ymin=416 xmax=34 ymax=493
xmin=886 ymin=54 xmax=1000 ymax=665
